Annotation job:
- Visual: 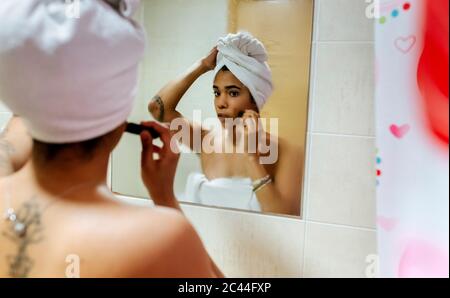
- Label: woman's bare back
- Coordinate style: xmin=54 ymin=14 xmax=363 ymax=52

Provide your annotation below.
xmin=0 ymin=174 xmax=216 ymax=278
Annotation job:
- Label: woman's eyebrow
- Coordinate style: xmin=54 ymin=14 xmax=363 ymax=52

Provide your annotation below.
xmin=225 ymin=85 xmax=241 ymax=90
xmin=213 ymin=85 xmax=242 ymax=90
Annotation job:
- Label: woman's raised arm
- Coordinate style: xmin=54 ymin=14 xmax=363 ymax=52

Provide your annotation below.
xmin=148 ymin=47 xmax=218 ymax=123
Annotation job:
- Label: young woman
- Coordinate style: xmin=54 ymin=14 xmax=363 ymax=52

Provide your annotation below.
xmin=149 ymin=32 xmax=303 ymax=216
xmin=0 ymin=0 xmax=222 ymax=278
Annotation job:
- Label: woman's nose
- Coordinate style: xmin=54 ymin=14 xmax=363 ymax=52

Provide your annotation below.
xmin=216 ymin=95 xmax=228 ymax=109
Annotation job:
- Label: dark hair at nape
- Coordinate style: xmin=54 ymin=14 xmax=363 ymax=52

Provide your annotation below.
xmin=33 ymin=136 xmax=104 ymax=163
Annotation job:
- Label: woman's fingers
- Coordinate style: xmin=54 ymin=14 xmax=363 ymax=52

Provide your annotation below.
xmin=141 ymin=121 xmax=178 ymax=160
xmin=140 ymin=130 xmax=154 ymax=167
xmin=242 ymin=110 xmax=259 ymax=120
xmin=140 ymin=130 xmax=165 ymax=171
xmin=242 ymin=110 xmax=259 ymax=131
xmin=141 ymin=121 xmax=171 ymax=145
xmin=208 ymin=47 xmax=218 ymax=58
xmin=203 ymin=47 xmax=218 ymax=70
xmin=152 ymin=145 xmax=162 ymax=153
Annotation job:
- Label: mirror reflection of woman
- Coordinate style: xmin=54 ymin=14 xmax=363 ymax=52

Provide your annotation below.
xmin=148 ymin=32 xmax=302 ymax=216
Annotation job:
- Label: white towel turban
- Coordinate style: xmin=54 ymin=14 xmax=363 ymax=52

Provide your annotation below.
xmin=0 ymin=0 xmax=146 ymax=143
xmin=214 ymin=32 xmax=273 ymax=111
xmin=105 ymin=0 xmax=141 ymax=18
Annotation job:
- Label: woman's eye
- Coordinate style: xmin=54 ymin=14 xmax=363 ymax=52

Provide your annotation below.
xmin=213 ymin=91 xmax=220 ymax=97
xmin=229 ymin=91 xmax=239 ymax=97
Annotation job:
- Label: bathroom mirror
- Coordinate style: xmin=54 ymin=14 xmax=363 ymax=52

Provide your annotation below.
xmin=111 ymin=0 xmax=313 ymax=217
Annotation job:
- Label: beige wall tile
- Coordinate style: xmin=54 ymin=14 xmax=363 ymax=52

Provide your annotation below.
xmin=312 ymin=42 xmax=374 ymax=136
xmin=303 ymin=222 xmax=377 ymax=278
xmin=317 ymin=0 xmax=375 ymax=41
xmin=307 ymin=134 xmax=376 ymax=228
xmin=183 ymin=205 xmax=305 ymax=277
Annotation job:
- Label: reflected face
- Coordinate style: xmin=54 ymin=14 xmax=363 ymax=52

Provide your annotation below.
xmin=213 ymin=69 xmax=258 ymax=122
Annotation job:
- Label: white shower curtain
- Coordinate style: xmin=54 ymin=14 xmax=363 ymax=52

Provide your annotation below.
xmin=375 ymin=0 xmax=449 ymax=278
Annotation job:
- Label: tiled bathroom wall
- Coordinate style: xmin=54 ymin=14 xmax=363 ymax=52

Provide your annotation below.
xmin=0 ymin=0 xmax=377 ymax=278
xmin=303 ymin=0 xmax=377 ymax=277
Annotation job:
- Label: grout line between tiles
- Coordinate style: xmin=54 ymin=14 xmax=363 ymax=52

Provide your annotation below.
xmin=313 ymin=40 xmax=375 ymax=44
xmin=311 ymin=132 xmax=376 ymax=139
xmin=306 ymin=219 xmax=377 ymax=233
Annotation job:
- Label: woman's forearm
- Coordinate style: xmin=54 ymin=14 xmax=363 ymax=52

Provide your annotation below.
xmin=151 ymin=194 xmax=182 ymax=211
xmin=149 ymin=61 xmax=208 ymax=122
xmin=245 ymin=156 xmax=291 ymax=214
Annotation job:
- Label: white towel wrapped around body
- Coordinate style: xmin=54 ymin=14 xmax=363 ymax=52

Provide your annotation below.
xmin=214 ymin=32 xmax=273 ymax=111
xmin=0 ymin=0 xmax=145 ymax=143
xmin=184 ymin=172 xmax=261 ymax=212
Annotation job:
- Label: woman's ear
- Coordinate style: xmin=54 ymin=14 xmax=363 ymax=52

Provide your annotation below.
xmin=105 ymin=122 xmax=127 ymax=151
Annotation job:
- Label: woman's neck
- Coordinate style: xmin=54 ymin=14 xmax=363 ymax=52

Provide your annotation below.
xmin=24 ymin=153 xmax=110 ymax=199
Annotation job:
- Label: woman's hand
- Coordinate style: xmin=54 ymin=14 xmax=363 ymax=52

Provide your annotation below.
xmin=140 ymin=121 xmax=180 ymax=207
xmin=200 ymin=47 xmax=218 ymax=72
xmin=240 ymin=110 xmax=264 ymax=158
